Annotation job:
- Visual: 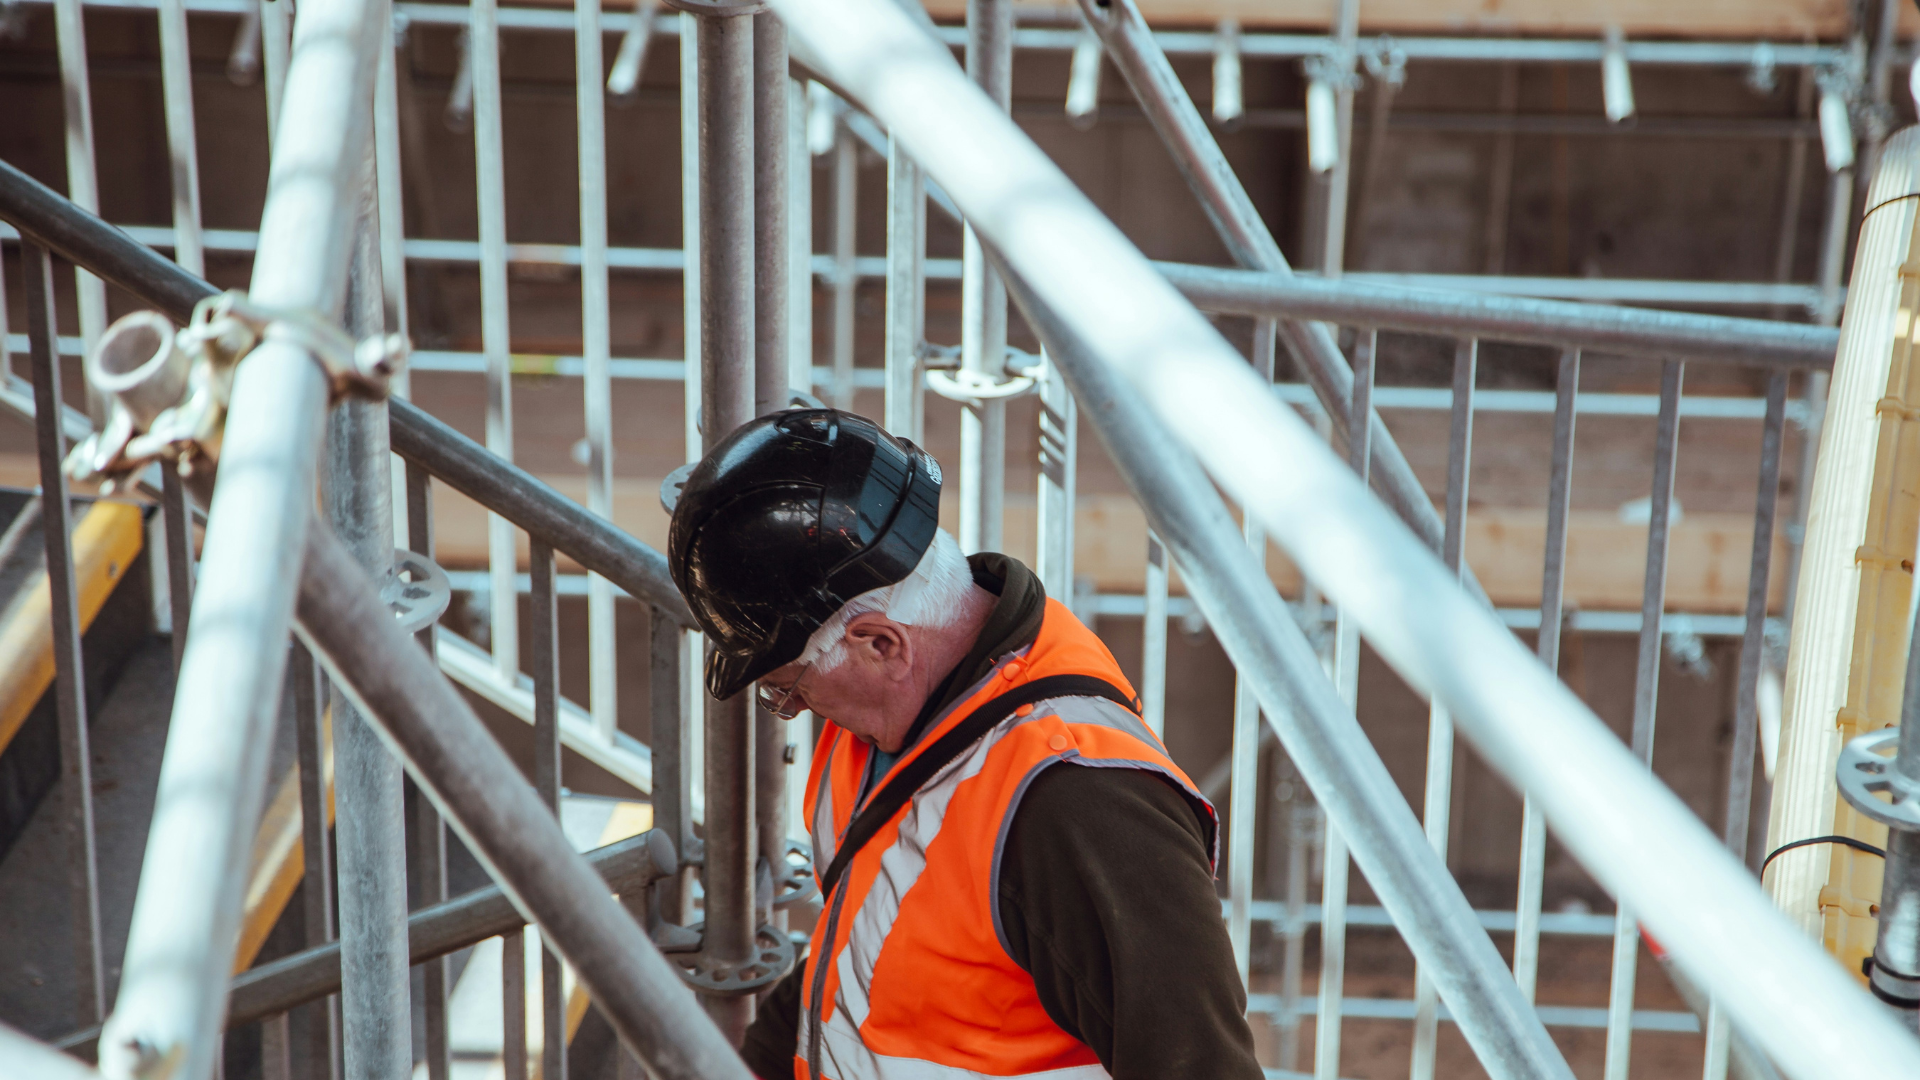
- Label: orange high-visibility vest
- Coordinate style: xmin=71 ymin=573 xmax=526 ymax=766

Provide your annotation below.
xmin=797 ymin=598 xmax=1217 ymax=1080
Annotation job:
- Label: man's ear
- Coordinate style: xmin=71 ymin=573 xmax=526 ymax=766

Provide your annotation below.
xmin=844 ymin=613 xmax=914 ymax=675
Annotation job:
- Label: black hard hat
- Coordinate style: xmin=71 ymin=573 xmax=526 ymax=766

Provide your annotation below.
xmin=668 ymin=409 xmax=944 ymax=700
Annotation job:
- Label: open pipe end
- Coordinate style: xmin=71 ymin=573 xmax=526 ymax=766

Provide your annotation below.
xmin=90 ymin=311 xmax=189 ymax=428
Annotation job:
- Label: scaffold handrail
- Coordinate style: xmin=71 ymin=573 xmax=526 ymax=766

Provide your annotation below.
xmin=1158 ymin=262 xmax=1839 ymax=369
xmin=768 ymin=2 xmax=1920 ymax=1079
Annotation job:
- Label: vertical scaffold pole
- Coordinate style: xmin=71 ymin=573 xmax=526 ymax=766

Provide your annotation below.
xmin=959 ymin=0 xmax=1010 ymax=555
xmin=24 ymin=242 xmax=104 ymax=1033
xmin=328 ymin=148 xmax=410 ymax=1080
xmin=1602 ymin=359 xmax=1684 ymax=1080
xmin=696 ymin=3 xmax=758 ymax=1043
xmin=1141 ymin=532 xmax=1168 ymax=739
xmin=753 ymin=7 xmax=792 ymax=939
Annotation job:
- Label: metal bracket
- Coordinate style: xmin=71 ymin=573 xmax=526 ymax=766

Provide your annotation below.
xmin=661 ymin=922 xmax=796 ymax=997
xmin=67 ymin=293 xmax=407 ymax=491
xmin=1837 ymin=727 xmax=1920 ymax=831
xmin=772 ymin=837 xmax=817 ymax=910
xmin=385 ymin=549 xmax=452 ymax=636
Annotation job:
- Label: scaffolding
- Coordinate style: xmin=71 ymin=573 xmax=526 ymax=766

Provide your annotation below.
xmin=1 ymin=0 xmax=1919 ymax=1079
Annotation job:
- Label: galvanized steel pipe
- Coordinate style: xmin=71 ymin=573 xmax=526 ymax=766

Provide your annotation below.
xmin=1158 ymin=261 xmax=1837 ymax=370
xmin=96 ymin=0 xmax=385 ymax=1072
xmin=696 ymin=3 xmax=759 ymax=1041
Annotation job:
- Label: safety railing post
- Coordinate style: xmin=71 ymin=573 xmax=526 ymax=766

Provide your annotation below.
xmin=403 ymin=460 xmax=451 ymax=1080
xmin=1602 ymin=359 xmax=1684 ymax=1080
xmin=1514 ymin=348 xmax=1579 ymax=1003
xmin=530 ymin=540 xmax=565 ymax=1080
xmin=1140 ymin=533 xmax=1168 ymax=739
xmin=160 ymin=466 xmax=195 ymax=671
xmin=1409 ymin=336 xmax=1475 ymax=1080
xmin=24 ymin=240 xmax=105 ymax=1033
xmin=1317 ymin=325 xmax=1374 ymax=1080
xmin=289 ymin=641 xmax=339 ymax=1080
xmin=650 ymin=605 xmax=692 ymax=924
xmin=1228 ymin=318 xmax=1278 ymax=986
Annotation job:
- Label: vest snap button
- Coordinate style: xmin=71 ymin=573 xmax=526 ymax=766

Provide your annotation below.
xmin=1003 ymin=660 xmax=1025 ymax=680
xmin=1048 ymin=734 xmax=1069 ymax=752
xmin=1015 ymin=704 xmax=1035 ymax=717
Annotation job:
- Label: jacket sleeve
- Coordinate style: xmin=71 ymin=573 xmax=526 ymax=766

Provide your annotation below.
xmin=740 ymin=966 xmax=803 ymax=1080
xmin=997 ymin=764 xmax=1265 ymax=1080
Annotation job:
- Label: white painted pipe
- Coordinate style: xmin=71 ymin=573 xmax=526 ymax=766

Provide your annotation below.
xmin=1820 ymin=88 xmax=1856 ymax=172
xmin=1602 ymin=27 xmax=1634 ymax=124
xmin=1065 ymin=27 xmax=1102 ymax=129
xmin=1306 ymin=77 xmax=1338 ymax=173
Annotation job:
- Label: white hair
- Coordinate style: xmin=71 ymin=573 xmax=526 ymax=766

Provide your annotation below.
xmin=798 ymin=528 xmax=973 ymax=672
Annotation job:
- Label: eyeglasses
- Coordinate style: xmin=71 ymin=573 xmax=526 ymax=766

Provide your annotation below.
xmin=756 ymin=662 xmax=813 ymax=721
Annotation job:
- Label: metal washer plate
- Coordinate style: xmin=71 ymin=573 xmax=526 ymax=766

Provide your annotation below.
xmin=384 ymin=549 xmax=453 ymax=637
xmin=1837 ymin=727 xmax=1920 ymax=831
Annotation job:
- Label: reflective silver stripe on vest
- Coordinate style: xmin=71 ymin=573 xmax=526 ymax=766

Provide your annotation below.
xmin=813 ymin=1000 xmax=1112 ymax=1080
xmin=834 ymin=707 xmax=1043 ymax=1026
xmin=829 ymin=694 xmax=1173 ymax=1032
xmin=813 ymin=729 xmax=843 ymax=874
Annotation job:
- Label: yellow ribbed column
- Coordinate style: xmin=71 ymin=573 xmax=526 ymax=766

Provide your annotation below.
xmin=1769 ymin=126 xmax=1920 ymax=980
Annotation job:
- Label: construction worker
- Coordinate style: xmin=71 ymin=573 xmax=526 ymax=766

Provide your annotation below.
xmin=668 ymin=408 xmax=1264 ymax=1080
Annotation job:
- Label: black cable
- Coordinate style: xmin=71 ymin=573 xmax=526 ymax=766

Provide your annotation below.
xmin=1761 ymin=835 xmax=1886 ymax=877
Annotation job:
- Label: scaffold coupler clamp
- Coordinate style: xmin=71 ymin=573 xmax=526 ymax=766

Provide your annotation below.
xmin=63 ymin=291 xmax=408 ymax=491
xmin=1837 ymin=726 xmax=1920 ymax=1012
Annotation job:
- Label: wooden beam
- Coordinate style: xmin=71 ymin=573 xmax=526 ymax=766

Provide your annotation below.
xmin=420 ymin=475 xmax=1786 ymax=615
xmin=925 ymin=0 xmax=1880 ymax=39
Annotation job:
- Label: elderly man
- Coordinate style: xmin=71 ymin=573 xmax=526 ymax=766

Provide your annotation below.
xmin=668 ymin=408 xmax=1263 ymax=1080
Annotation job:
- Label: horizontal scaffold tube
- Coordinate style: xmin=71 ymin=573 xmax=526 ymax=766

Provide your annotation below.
xmin=0 ymin=156 xmax=694 ymax=628
xmin=294 ymin=521 xmax=746 ymax=1080
xmin=766 ymin=0 xmax=1920 ymax=1076
xmin=1157 ymin=262 xmax=1839 ymax=370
